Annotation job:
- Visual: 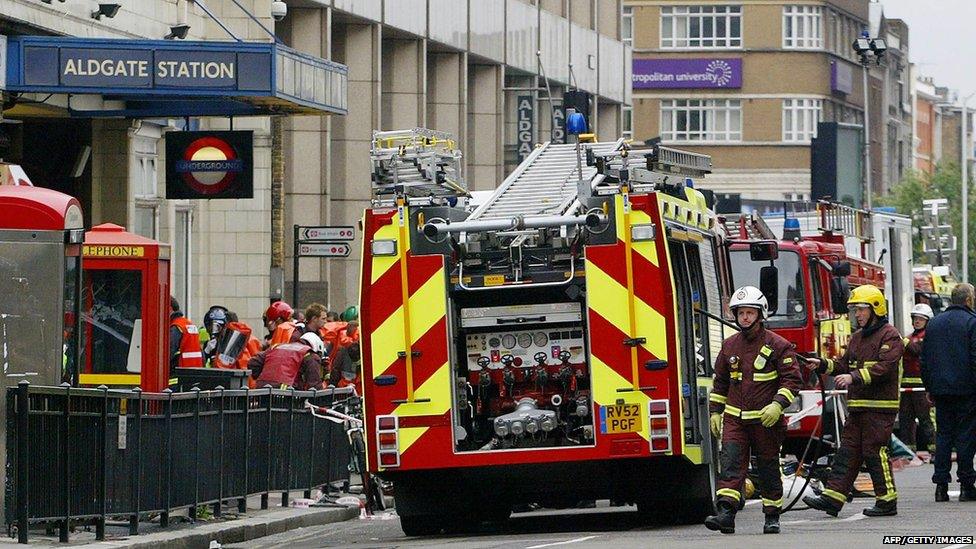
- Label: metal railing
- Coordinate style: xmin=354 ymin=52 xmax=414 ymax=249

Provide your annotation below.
xmin=5 ymin=382 xmax=354 ymax=544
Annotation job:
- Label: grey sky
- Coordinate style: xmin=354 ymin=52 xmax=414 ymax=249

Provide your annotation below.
xmin=880 ymin=0 xmax=976 ymax=99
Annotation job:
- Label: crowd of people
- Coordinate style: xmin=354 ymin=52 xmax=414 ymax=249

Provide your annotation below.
xmin=704 ymin=283 xmax=976 ymax=535
xmin=169 ymin=297 xmax=361 ymax=392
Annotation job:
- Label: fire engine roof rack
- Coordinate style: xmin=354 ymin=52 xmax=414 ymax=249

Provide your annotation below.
xmin=467 ymin=139 xmax=624 ymax=222
xmin=586 ymin=144 xmax=712 ymax=196
xmin=817 ymin=200 xmax=873 ymax=243
xmin=369 ymin=128 xmax=468 ymax=205
xmin=718 ymin=213 xmax=776 ymax=240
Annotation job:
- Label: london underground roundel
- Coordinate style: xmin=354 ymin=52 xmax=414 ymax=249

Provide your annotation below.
xmin=175 ymin=136 xmax=244 ymax=195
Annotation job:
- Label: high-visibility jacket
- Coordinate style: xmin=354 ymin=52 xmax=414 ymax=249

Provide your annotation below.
xmin=708 ymin=325 xmax=802 ymax=422
xmin=901 ymin=329 xmax=925 ymax=388
xmin=171 ymin=316 xmax=204 ymax=368
xmin=822 ymin=320 xmax=904 ymax=413
xmin=269 ymin=321 xmax=297 ymax=347
xmin=250 ymin=342 xmax=322 ymax=390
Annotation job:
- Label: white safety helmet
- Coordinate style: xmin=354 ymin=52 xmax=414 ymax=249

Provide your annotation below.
xmin=729 ymin=285 xmax=769 ymax=320
xmin=910 ymin=302 xmax=934 ymax=320
xmin=299 ymin=332 xmax=327 ymax=357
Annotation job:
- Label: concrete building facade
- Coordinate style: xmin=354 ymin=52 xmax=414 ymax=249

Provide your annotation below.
xmin=624 ymin=0 xmax=910 ymax=202
xmin=0 ymin=0 xmax=632 ymax=329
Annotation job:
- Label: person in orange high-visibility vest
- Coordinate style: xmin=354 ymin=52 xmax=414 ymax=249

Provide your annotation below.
xmin=170 ymin=296 xmax=203 ymax=368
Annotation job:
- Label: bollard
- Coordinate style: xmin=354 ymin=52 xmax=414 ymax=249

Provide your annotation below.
xmin=16 ymin=381 xmax=30 ymax=544
xmin=130 ymin=388 xmax=143 ymax=536
xmin=215 ymin=386 xmax=225 ymax=518
xmin=96 ymin=385 xmax=109 ymax=541
xmin=161 ymin=389 xmax=173 ymax=528
xmin=59 ymin=383 xmax=71 ymax=543
xmin=239 ymin=386 xmax=250 ymax=514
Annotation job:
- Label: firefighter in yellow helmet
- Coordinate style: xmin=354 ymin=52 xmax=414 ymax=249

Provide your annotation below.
xmin=803 ymin=284 xmax=905 ymax=517
xmin=705 ymin=286 xmax=802 ymax=535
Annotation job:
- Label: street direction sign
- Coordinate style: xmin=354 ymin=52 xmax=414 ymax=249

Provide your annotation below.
xmin=297 ymin=242 xmax=351 ymax=257
xmin=298 ymin=225 xmax=355 ymax=241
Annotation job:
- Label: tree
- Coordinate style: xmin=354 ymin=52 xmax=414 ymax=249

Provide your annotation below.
xmin=876 ymin=162 xmax=975 ymax=282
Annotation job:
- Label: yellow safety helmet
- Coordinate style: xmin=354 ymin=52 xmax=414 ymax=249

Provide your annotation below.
xmin=848 ymin=284 xmax=887 ymax=317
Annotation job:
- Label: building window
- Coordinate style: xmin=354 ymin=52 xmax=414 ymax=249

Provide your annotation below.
xmin=622 ymin=105 xmax=633 ymax=139
xmin=173 ymin=208 xmax=193 ymax=318
xmin=783 ymin=98 xmax=823 ymax=142
xmin=661 ymin=99 xmax=742 ymax=142
xmin=783 ymin=6 xmax=823 ymax=49
xmin=622 ymin=6 xmax=633 ymax=46
xmin=661 ymin=5 xmax=742 ymax=49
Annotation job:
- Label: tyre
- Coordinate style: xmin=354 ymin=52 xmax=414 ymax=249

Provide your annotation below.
xmin=399 ymin=514 xmax=445 ymax=537
xmin=635 ymin=461 xmax=717 ymax=525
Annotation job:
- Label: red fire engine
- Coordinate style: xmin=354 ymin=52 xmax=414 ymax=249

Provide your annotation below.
xmin=723 ymin=203 xmax=886 ymax=456
xmin=359 ymin=129 xmax=742 ymax=535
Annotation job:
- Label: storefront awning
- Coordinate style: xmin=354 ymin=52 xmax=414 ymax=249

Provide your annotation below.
xmin=2 ymin=36 xmax=347 ymax=117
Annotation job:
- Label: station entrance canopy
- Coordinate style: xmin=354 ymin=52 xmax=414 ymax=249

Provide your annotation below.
xmin=2 ymin=36 xmax=347 ymax=118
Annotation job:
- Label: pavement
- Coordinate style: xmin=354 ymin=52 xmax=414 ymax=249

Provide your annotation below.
xmin=9 ymin=494 xmax=360 ymax=549
xmin=223 ymin=461 xmax=976 ymax=549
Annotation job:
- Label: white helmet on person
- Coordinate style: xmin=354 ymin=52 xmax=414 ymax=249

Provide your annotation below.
xmin=299 ymin=332 xmax=326 ymax=357
xmin=729 ymin=285 xmax=769 ymax=320
xmin=910 ymin=302 xmax=934 ymax=320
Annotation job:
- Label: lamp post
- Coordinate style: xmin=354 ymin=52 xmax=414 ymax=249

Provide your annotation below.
xmin=852 ymin=31 xmax=886 ymax=211
xmin=962 ymin=93 xmax=975 ymax=283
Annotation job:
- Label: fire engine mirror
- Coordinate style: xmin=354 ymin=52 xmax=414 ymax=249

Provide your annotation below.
xmin=759 ymin=266 xmax=779 ymax=314
xmin=831 ymin=277 xmax=851 ymax=315
xmin=831 ymin=261 xmax=852 ymax=277
xmin=749 ymin=240 xmax=779 ymax=262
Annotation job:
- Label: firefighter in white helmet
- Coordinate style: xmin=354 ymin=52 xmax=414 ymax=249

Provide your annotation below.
xmin=705 ymin=286 xmax=802 ymax=535
xmin=896 ymin=302 xmax=935 ymax=455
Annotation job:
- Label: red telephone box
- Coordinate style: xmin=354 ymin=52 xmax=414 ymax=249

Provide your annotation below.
xmin=80 ymin=223 xmax=172 ymax=392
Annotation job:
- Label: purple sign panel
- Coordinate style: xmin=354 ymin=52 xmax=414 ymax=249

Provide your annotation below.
xmin=831 ymin=61 xmax=854 ymax=95
xmin=632 ymin=58 xmax=742 ymax=89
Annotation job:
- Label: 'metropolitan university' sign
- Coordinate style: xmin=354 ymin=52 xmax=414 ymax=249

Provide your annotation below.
xmin=632 ymin=58 xmax=742 ymax=89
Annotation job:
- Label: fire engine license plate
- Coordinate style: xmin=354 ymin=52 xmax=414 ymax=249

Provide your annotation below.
xmin=601 ymin=403 xmax=642 ymax=434
xmin=483 ymin=274 xmax=505 ymax=286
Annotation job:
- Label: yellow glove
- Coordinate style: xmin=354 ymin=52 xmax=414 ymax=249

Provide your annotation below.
xmin=709 ymin=413 xmax=723 ymax=438
xmin=760 ymin=402 xmax=784 ymax=427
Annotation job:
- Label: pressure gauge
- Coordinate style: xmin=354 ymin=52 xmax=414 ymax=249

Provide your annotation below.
xmin=518 ymin=333 xmax=533 ymax=348
xmin=501 ymin=334 xmax=517 ymax=349
xmin=533 ymin=332 xmax=549 ymax=347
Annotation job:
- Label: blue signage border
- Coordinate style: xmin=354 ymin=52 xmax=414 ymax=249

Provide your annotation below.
xmin=3 ymin=36 xmax=347 ymax=117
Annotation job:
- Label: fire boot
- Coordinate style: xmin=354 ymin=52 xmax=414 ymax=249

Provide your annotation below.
xmin=935 ymin=484 xmax=949 ymax=502
xmin=763 ymin=512 xmax=780 ymax=534
xmin=960 ymin=484 xmax=976 ymax=502
xmin=803 ymin=494 xmax=841 ymax=517
xmin=862 ymin=500 xmax=897 ymax=517
xmin=704 ymin=501 xmax=736 ymax=534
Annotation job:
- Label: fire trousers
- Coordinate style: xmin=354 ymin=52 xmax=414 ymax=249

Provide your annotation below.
xmin=822 ymin=411 xmax=897 ymax=508
xmin=716 ymin=416 xmax=785 ymax=515
xmin=897 ymin=391 xmax=934 ymax=451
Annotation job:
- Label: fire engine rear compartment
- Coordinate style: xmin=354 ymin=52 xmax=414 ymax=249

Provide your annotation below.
xmin=448 ymin=283 xmax=596 ymax=452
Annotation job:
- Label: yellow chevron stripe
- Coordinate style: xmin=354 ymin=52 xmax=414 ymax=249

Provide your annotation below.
xmin=590 ymin=354 xmax=650 ymax=441
xmin=396 ymin=427 xmax=429 ymax=455
xmin=629 ymin=209 xmax=659 ymax=267
xmin=392 ymin=363 xmax=451 ymax=418
xmin=586 ymin=261 xmax=668 ymax=360
xmin=393 ymin=364 xmax=451 ymax=454
xmin=372 ymin=268 xmax=446 ymax=377
xmin=370 ymin=211 xmax=412 ymax=284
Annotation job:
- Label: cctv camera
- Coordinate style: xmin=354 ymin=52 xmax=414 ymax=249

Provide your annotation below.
xmin=165 ymin=24 xmax=191 ymax=40
xmin=271 ymin=1 xmax=287 ymax=21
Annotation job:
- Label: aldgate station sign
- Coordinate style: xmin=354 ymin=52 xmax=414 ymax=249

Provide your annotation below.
xmin=62 ymin=57 xmax=236 ymax=81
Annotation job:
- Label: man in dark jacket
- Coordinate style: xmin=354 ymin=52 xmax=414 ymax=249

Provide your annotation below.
xmin=804 ymin=284 xmax=905 ymax=517
xmin=921 ymin=283 xmax=976 ymax=503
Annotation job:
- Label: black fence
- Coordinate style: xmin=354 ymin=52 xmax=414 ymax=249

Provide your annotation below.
xmin=5 ymin=382 xmax=354 ymax=544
